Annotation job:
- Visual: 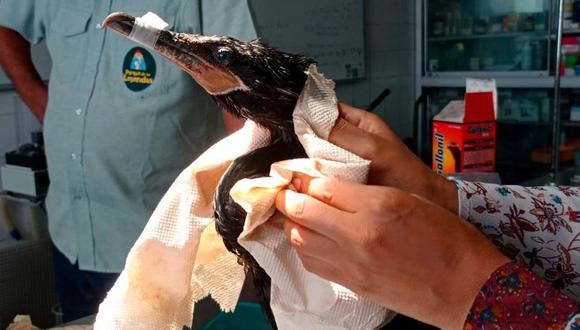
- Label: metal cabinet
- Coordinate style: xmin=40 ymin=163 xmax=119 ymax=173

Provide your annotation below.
xmin=424 ymin=0 xmax=552 ymax=76
xmin=416 ymin=0 xmax=580 ymax=184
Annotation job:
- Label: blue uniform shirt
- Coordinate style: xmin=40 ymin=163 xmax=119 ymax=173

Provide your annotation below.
xmin=0 ymin=0 xmax=257 ymax=272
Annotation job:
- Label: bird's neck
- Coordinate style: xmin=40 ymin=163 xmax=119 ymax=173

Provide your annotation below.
xmin=269 ymin=128 xmax=297 ymax=145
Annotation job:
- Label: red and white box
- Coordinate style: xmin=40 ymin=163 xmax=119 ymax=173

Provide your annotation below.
xmin=432 ymin=79 xmax=497 ymax=175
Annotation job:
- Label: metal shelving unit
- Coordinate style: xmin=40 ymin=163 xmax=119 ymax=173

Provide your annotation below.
xmin=563 ymin=120 xmax=580 ymax=127
xmin=498 ymin=121 xmax=552 ymax=126
xmin=562 ymin=76 xmax=580 ymax=87
xmin=422 ymin=74 xmax=580 ymax=89
xmin=551 ymin=0 xmax=565 ymax=178
xmin=428 ymin=31 xmax=551 ymax=42
xmin=420 ymin=76 xmax=556 ymax=88
xmin=416 ymin=0 xmax=580 ymax=184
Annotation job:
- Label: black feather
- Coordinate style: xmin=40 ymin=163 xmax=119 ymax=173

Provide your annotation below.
xmin=202 ymin=37 xmax=313 ymax=329
xmin=214 ymin=139 xmax=306 ymax=329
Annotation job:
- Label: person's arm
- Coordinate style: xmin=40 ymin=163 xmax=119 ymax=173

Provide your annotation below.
xmin=330 ymin=104 xmax=580 ymax=295
xmin=466 ymin=261 xmax=580 ymax=329
xmin=0 ymin=27 xmax=47 ymax=122
xmin=323 ymin=104 xmax=580 ymax=326
xmin=329 ymin=103 xmax=458 ymax=213
xmin=456 ymin=181 xmax=580 ymax=285
xmin=275 ymin=174 xmax=580 ymax=329
xmin=276 ymin=173 xmax=507 ymax=329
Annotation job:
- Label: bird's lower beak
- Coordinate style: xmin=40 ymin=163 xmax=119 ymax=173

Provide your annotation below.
xmin=101 ymin=12 xmax=247 ymax=95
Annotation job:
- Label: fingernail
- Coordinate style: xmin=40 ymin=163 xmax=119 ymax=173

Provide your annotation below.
xmin=286 ymin=190 xmax=304 ymax=216
xmin=290 ymin=227 xmax=303 ymax=247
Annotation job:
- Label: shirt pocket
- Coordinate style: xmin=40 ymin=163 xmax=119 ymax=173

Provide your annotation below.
xmin=47 ymin=7 xmax=92 ymax=83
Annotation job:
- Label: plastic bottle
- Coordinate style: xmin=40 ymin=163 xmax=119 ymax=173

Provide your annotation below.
xmin=520 ymin=41 xmax=532 ymax=70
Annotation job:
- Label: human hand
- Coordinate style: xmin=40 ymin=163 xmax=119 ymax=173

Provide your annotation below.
xmin=333 ymin=103 xmax=458 ymax=214
xmin=276 ymin=173 xmax=508 ymax=329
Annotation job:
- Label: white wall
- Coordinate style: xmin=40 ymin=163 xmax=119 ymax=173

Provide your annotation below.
xmin=336 ymin=0 xmax=416 ymax=138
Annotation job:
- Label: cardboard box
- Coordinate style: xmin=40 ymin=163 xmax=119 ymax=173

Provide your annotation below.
xmin=432 ymin=86 xmax=496 ymax=174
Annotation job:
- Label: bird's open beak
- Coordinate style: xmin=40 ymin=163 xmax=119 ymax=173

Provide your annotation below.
xmin=102 ymin=12 xmax=247 ymax=95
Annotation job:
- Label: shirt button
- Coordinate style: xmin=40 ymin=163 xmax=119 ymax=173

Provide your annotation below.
xmin=71 ymin=153 xmax=77 ymax=160
xmin=75 ymin=108 xmax=82 ymax=116
xmin=95 ymin=23 xmax=102 ymax=29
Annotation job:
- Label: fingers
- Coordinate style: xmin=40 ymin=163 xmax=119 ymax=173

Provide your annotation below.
xmin=291 ymin=173 xmax=363 ymax=212
xmin=284 ymin=219 xmax=338 ymax=259
xmin=337 ymin=102 xmax=395 ymax=139
xmin=275 ymin=189 xmax=351 ymax=237
xmin=328 ymin=117 xmax=384 ymax=161
xmin=337 ymin=103 xmax=367 ymax=129
xmin=284 ymin=219 xmax=343 ymax=282
xmin=299 ymin=254 xmax=342 ymax=284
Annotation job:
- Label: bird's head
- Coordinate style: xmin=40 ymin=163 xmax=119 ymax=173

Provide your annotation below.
xmin=102 ymin=12 xmax=315 ymax=132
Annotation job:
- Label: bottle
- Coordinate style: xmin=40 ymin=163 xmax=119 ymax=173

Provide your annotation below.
xmin=520 ymin=41 xmax=532 ymax=70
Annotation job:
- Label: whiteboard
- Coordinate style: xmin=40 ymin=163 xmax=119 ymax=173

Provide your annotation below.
xmin=0 ymin=2 xmax=365 ymax=84
xmin=249 ymin=0 xmax=365 ymax=81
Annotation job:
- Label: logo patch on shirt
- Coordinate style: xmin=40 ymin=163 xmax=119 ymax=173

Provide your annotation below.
xmin=123 ymin=47 xmax=156 ymax=91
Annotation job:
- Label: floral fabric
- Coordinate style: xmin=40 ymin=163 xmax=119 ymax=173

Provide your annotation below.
xmin=458 ymin=182 xmax=580 ymax=298
xmin=465 ymin=261 xmax=579 ymax=330
xmin=457 ymin=181 xmax=580 ymax=329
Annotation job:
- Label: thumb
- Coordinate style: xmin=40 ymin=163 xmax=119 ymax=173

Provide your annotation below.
xmin=329 ymin=117 xmax=384 ymax=161
xmin=337 ymin=102 xmax=396 ymax=139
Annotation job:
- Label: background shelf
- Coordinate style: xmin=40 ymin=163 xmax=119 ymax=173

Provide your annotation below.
xmin=562 ymin=120 xmax=580 ymax=127
xmin=421 ymin=76 xmax=554 ymax=88
xmin=421 ymin=76 xmax=580 ymax=89
xmin=428 ymin=31 xmax=550 ymax=42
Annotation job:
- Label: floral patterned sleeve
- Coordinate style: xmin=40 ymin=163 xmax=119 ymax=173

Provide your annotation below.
xmin=452 ymin=181 xmax=580 ymax=328
xmin=456 ymin=181 xmax=580 ymax=299
xmin=465 ymin=261 xmax=580 ymax=330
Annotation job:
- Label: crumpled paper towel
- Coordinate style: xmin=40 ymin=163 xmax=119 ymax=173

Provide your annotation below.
xmin=94 ymin=65 xmax=394 ymax=329
xmin=94 ymin=122 xmax=268 ymax=329
xmin=6 ymin=315 xmax=92 ymax=330
xmin=232 ymin=65 xmax=394 ymax=329
xmin=6 ymin=315 xmax=39 ymax=330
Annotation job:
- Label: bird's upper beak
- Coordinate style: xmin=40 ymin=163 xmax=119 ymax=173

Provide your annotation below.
xmin=101 ymin=12 xmax=247 ymax=95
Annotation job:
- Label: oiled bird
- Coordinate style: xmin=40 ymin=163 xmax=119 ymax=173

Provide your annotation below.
xmin=102 ymin=12 xmax=315 ymax=329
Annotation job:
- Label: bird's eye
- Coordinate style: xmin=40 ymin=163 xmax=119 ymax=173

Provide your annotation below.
xmin=215 ymin=48 xmax=234 ymax=65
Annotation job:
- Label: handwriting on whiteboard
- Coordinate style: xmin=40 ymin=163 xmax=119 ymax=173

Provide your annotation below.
xmin=250 ymin=0 xmax=365 ymax=80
